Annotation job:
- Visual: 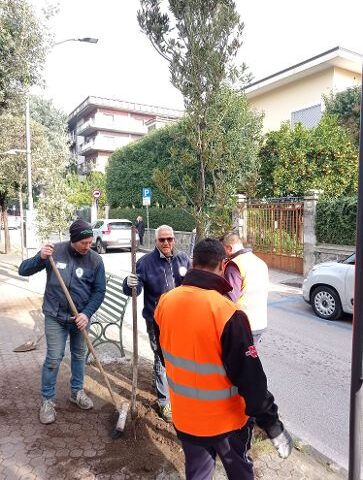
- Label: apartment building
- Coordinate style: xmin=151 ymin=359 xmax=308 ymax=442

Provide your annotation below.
xmin=68 ymin=96 xmax=184 ymax=174
xmin=245 ymin=46 xmax=362 ymax=133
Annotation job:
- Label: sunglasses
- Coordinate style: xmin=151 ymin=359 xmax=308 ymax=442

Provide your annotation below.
xmin=158 ymin=237 xmax=174 ymax=243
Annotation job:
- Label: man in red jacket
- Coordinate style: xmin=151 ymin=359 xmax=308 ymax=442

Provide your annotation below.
xmin=154 ymin=238 xmax=292 ymax=480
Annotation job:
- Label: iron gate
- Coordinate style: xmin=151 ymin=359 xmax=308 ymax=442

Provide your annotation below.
xmin=246 ymin=198 xmax=304 ymax=274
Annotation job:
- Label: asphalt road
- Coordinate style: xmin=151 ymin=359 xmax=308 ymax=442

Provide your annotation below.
xmin=260 ymin=287 xmax=354 ymax=472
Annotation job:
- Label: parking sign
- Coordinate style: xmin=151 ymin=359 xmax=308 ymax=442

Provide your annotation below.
xmin=142 ymin=188 xmax=151 ymax=206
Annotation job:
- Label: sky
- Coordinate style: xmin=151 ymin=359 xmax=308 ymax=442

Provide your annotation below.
xmin=32 ymin=0 xmax=363 ymax=115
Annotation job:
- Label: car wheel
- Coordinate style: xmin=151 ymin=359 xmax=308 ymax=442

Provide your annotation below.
xmin=311 ymin=285 xmax=342 ymax=320
xmin=96 ymin=238 xmax=106 ymax=254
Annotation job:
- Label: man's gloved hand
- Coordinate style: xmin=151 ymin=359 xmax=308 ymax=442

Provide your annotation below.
xmin=271 ymin=429 xmax=293 ymax=459
xmin=127 ymin=273 xmax=138 ymax=288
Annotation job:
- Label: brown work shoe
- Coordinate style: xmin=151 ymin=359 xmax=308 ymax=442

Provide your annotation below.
xmin=159 ymin=403 xmax=172 ymax=423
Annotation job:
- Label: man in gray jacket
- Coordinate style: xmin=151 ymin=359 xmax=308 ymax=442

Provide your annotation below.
xmin=18 ymin=219 xmax=106 ymax=424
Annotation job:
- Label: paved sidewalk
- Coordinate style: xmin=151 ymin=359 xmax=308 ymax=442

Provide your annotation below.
xmin=0 ymin=254 xmax=346 ymax=479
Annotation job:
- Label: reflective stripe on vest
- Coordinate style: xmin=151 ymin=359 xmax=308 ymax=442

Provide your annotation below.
xmin=167 ymin=375 xmax=238 ymax=401
xmin=163 ymin=349 xmax=226 ymax=375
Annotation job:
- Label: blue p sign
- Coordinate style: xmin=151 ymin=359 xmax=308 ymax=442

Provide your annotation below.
xmin=142 ymin=188 xmax=151 ymax=206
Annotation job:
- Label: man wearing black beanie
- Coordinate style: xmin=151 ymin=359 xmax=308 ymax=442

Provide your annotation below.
xmin=18 ymin=219 xmax=106 ymax=425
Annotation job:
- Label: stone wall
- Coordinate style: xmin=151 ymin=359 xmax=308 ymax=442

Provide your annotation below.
xmin=313 ymin=244 xmax=355 ymax=264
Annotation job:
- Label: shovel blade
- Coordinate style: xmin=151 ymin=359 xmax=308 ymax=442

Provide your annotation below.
xmin=13 ymin=340 xmax=38 ymax=352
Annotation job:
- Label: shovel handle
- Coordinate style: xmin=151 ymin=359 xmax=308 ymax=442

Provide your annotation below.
xmin=48 ymin=255 xmax=119 ymax=409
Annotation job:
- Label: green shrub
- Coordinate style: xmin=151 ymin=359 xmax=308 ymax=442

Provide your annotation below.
xmin=109 ymin=207 xmax=195 ymax=232
xmin=316 ymin=197 xmax=357 ymax=245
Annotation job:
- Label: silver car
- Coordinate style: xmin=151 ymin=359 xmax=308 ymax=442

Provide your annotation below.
xmin=302 ymin=253 xmax=355 ymax=320
xmin=91 ymin=219 xmax=139 ymax=253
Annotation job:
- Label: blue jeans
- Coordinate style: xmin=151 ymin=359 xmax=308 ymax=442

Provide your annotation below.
xmin=41 ymin=316 xmax=87 ymax=400
xmin=146 ymin=318 xmax=169 ymax=407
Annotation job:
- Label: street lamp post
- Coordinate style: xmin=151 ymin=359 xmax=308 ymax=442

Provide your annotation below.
xmin=23 ymin=36 xmax=99 ymax=256
xmin=1 ymin=37 xmax=98 ymax=257
xmin=54 ymin=37 xmax=98 ymax=46
xmin=25 ymin=98 xmax=33 ymax=212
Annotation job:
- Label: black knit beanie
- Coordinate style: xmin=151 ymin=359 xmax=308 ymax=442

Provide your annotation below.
xmin=69 ymin=219 xmax=93 ymax=243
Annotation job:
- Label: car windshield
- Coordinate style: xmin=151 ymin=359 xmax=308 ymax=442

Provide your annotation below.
xmin=108 ymin=222 xmax=132 ymax=230
xmin=342 ymin=253 xmax=355 ymax=265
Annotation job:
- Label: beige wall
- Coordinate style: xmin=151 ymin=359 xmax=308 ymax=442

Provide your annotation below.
xmin=333 ymin=67 xmax=362 ymax=92
xmin=248 ymin=69 xmax=336 ymax=132
xmin=248 ymin=67 xmax=361 ymax=133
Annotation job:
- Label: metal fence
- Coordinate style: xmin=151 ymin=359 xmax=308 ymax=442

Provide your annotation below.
xmin=247 ymin=199 xmax=304 ymax=273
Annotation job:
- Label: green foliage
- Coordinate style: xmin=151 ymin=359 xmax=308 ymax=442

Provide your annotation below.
xmin=30 ymin=96 xmax=69 ymax=149
xmin=0 ymin=0 xmax=50 ymax=112
xmin=109 ymin=207 xmax=195 ymax=232
xmin=30 ymin=96 xmax=73 ymax=241
xmin=323 ymin=85 xmax=361 ymax=146
xmin=107 ymin=88 xmax=262 ymax=238
xmin=316 ymin=197 xmax=357 ymax=245
xmin=68 ymin=172 xmax=107 ymax=209
xmin=36 ymin=175 xmax=75 ymax=241
xmin=138 ymin=0 xmax=250 ymax=102
xmin=0 ymin=96 xmax=72 ymax=250
xmin=138 ymin=0 xmax=254 ymax=239
xmin=257 ymin=116 xmax=358 ymax=198
xmin=106 ymin=122 xmax=181 ymax=208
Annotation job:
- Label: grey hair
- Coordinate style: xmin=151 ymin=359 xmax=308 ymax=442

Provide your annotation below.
xmin=155 ymin=225 xmax=174 ymax=239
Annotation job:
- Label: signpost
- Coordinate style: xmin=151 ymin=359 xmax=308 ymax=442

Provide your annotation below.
xmin=91 ymin=190 xmax=101 ymax=223
xmin=142 ymin=188 xmax=151 ymax=244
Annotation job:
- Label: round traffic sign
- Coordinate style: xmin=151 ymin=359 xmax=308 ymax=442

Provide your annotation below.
xmin=92 ymin=190 xmax=101 ymax=199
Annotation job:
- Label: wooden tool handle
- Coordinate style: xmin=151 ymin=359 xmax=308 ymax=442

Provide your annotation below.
xmin=48 ymin=256 xmax=119 ymax=409
xmin=130 ymin=226 xmax=138 ymax=418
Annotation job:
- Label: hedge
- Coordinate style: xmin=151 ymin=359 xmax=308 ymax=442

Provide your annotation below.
xmin=316 ymin=197 xmax=357 ymax=245
xmin=109 ymin=207 xmax=195 ymax=232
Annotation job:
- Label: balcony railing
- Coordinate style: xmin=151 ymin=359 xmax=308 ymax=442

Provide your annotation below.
xmin=79 ymin=135 xmax=132 ymax=154
xmin=77 ymin=115 xmax=148 ymax=136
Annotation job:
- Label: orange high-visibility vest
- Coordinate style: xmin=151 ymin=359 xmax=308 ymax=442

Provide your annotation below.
xmin=155 ymin=285 xmax=249 ymax=437
xmin=225 ymin=252 xmax=268 ymax=333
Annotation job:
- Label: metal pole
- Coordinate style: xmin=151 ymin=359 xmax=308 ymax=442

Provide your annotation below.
xmin=348 ymin=72 xmax=363 ymax=480
xmin=146 ymin=204 xmax=150 ymax=247
xmin=25 ymin=97 xmax=33 ymax=212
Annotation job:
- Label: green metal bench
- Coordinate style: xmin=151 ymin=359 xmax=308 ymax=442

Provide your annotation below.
xmin=88 ymin=273 xmax=129 ymax=359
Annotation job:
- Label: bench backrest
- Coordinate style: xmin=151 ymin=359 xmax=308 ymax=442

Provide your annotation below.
xmin=96 ymin=273 xmax=129 ymax=323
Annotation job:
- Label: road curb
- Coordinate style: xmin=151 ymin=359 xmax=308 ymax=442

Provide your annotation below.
xmin=293 ymin=435 xmax=347 ymax=477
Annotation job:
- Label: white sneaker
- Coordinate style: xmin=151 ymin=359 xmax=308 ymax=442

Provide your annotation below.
xmin=70 ymin=389 xmax=93 ymax=410
xmin=39 ymin=399 xmax=56 ymax=424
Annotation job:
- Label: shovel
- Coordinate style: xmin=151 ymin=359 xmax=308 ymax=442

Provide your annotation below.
xmin=48 ymin=255 xmax=130 ymax=437
xmin=13 ymin=333 xmax=45 ymax=352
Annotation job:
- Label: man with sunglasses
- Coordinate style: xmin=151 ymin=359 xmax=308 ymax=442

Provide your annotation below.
xmin=123 ymin=224 xmax=191 ymax=422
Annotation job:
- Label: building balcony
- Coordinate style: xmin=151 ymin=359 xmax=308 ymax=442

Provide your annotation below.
xmin=79 ymin=135 xmax=132 ymax=154
xmin=77 ymin=115 xmax=148 ymax=136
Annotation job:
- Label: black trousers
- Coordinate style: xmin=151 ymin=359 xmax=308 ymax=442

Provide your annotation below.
xmin=180 ymin=423 xmax=254 ymax=480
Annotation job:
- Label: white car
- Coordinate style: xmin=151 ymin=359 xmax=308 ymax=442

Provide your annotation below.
xmin=91 ymin=219 xmax=139 ymax=254
xmin=302 ymin=253 xmax=355 ymax=320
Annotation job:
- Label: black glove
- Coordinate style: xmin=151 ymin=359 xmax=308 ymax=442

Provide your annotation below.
xmin=271 ymin=429 xmax=293 ymax=459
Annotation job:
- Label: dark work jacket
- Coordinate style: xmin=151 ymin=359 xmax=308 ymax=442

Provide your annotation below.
xmin=155 ymin=268 xmax=284 ymax=445
xmin=123 ymin=247 xmax=191 ymax=323
xmin=18 ymin=242 xmax=106 ymax=321
xmin=135 ymin=220 xmax=145 ymax=236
